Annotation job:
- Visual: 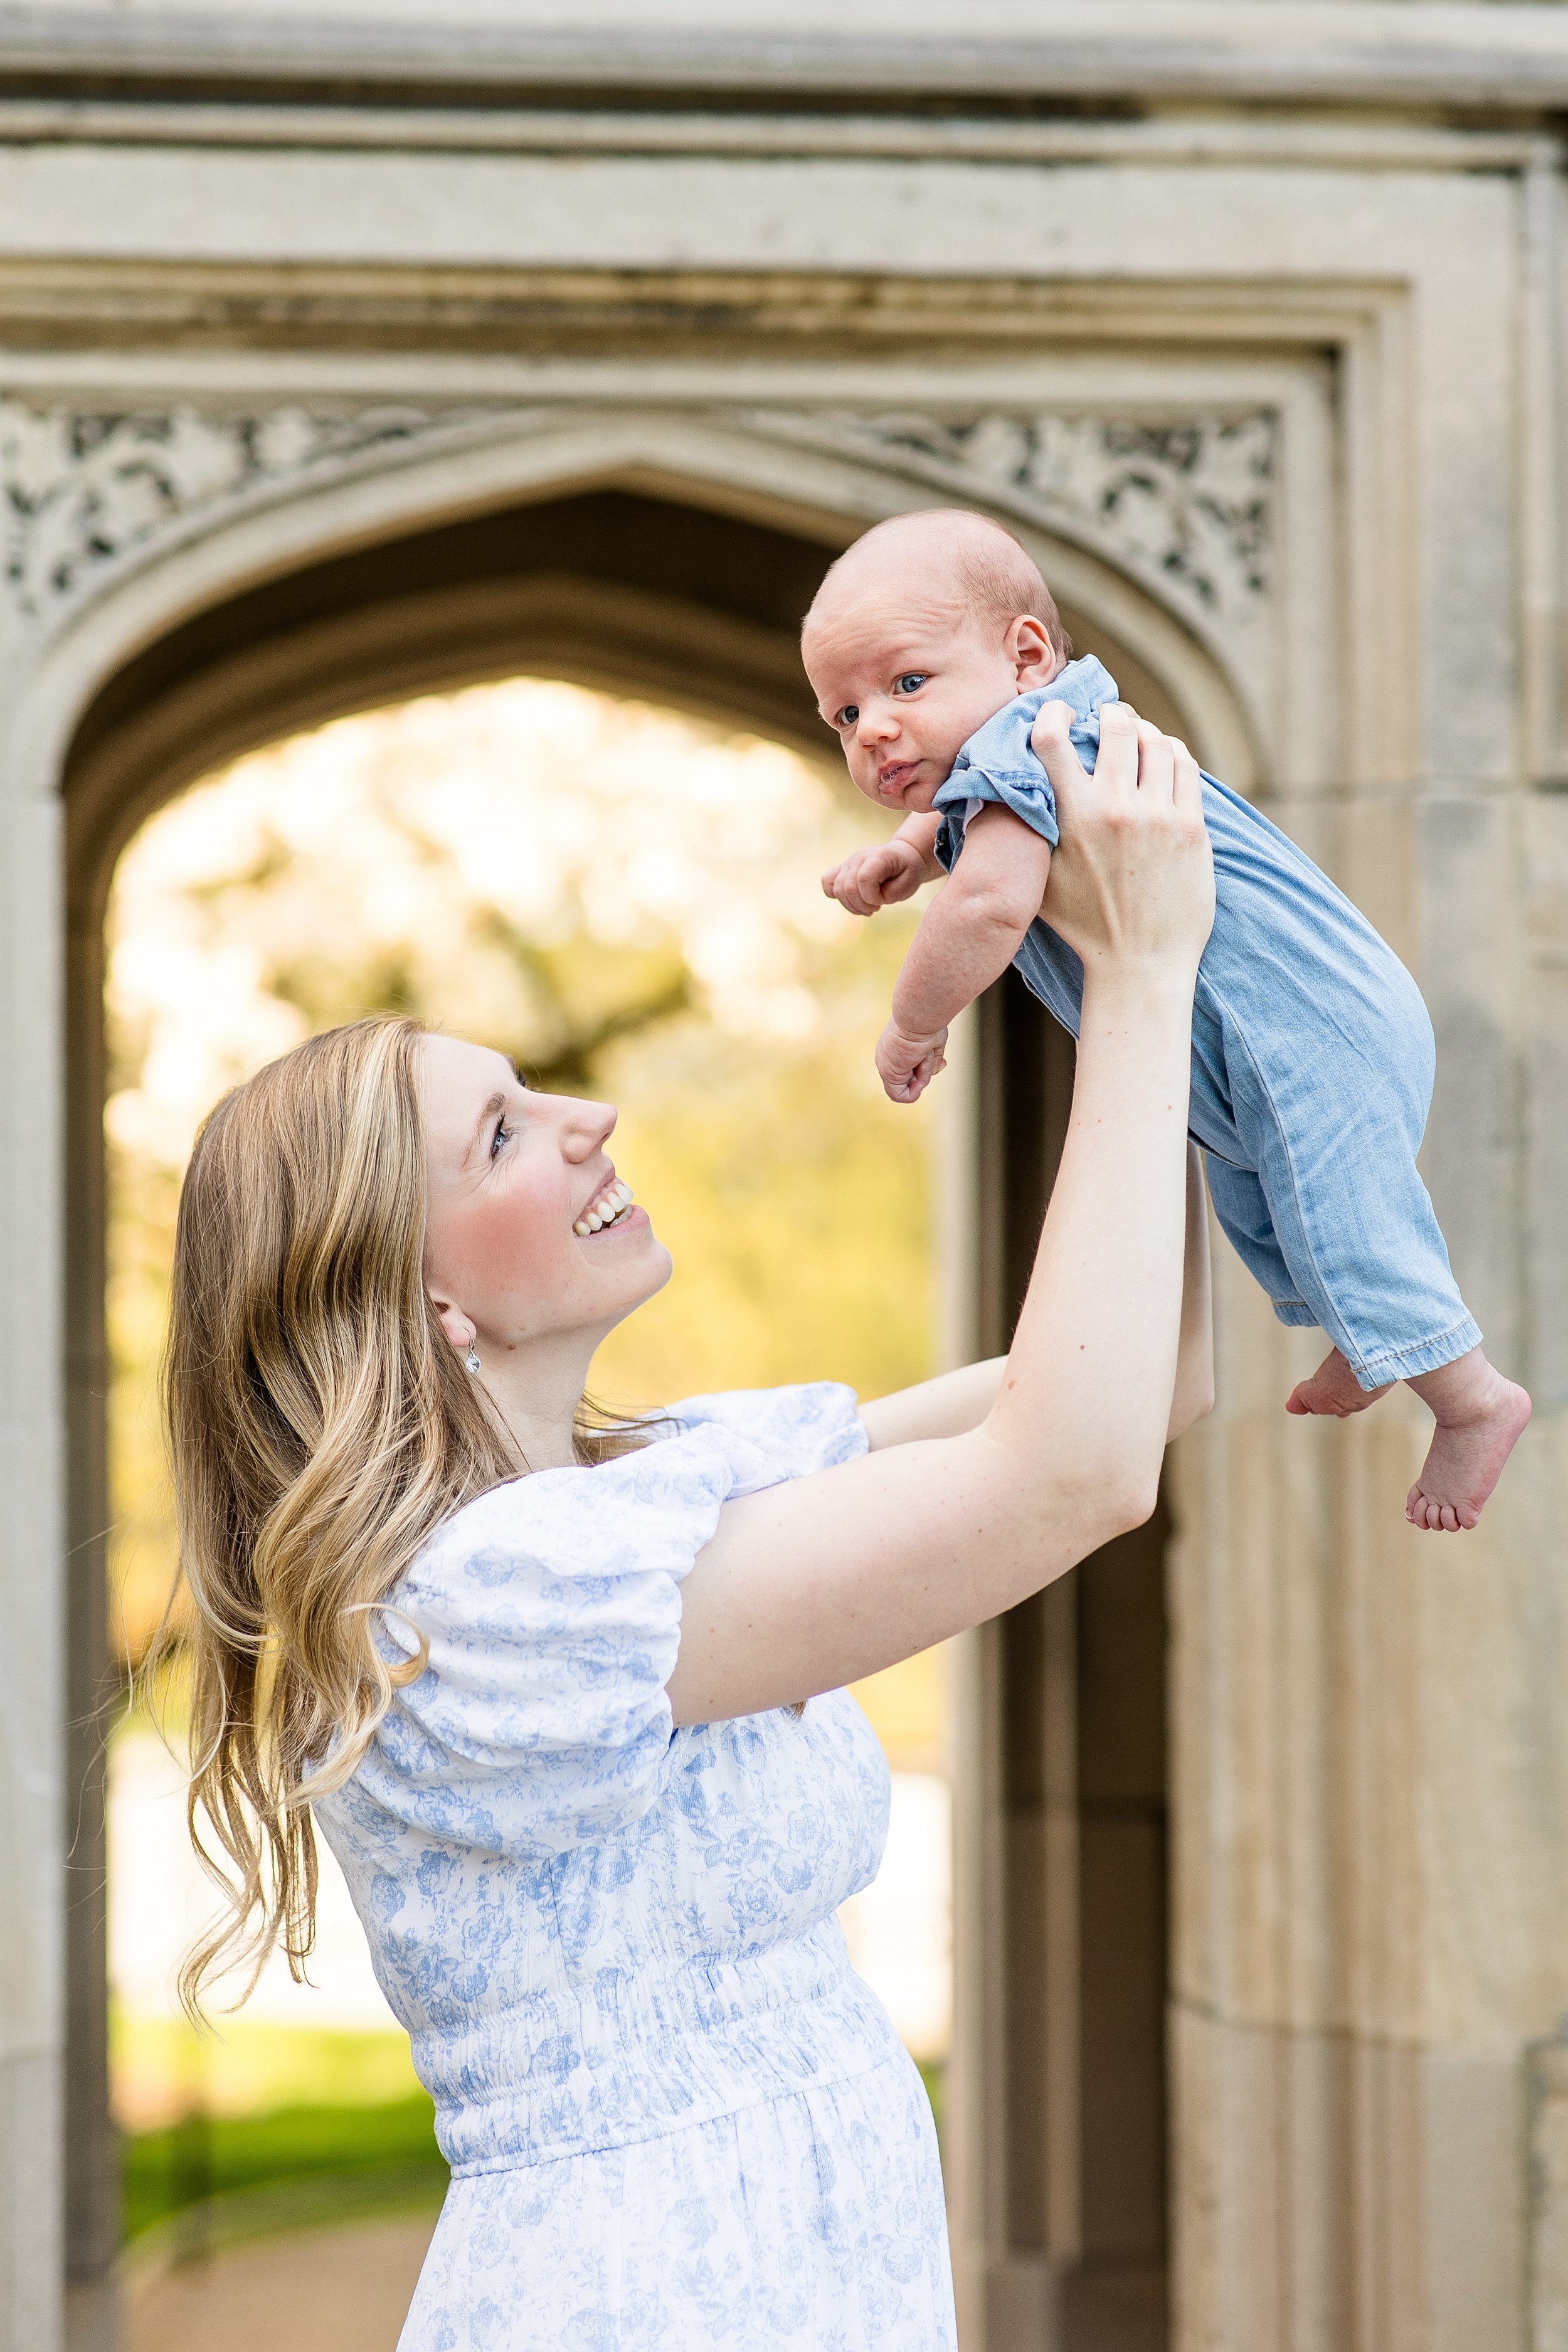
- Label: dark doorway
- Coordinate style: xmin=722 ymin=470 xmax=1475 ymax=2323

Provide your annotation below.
xmin=973 ymin=968 xmax=1170 ymax=2350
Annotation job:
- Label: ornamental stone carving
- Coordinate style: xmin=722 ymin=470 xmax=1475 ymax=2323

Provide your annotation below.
xmin=0 ymin=398 xmax=495 ymax=622
xmin=2 ymin=396 xmax=1276 ymax=666
xmin=746 ymin=407 xmax=1276 ymax=638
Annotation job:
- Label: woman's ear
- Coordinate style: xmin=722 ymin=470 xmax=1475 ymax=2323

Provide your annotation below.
xmin=1010 ymin=614 xmax=1061 ymax=691
xmin=428 ymin=1290 xmax=477 ymax=1360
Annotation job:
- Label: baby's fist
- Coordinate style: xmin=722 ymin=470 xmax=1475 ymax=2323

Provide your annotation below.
xmin=876 ymin=1019 xmax=949 ymax=1104
xmin=822 ymin=838 xmax=928 ymax=918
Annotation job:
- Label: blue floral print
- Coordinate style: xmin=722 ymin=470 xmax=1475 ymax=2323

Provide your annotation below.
xmin=311 ymin=1384 xmax=957 ymax=2350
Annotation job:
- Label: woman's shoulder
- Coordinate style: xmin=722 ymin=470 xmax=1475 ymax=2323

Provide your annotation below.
xmin=660 ymin=1380 xmax=869 ymax=1487
xmin=401 ymin=1381 xmax=866 ymax=1609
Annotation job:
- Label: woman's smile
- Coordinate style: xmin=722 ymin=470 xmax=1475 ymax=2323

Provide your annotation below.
xmin=576 ymin=1185 xmax=644 ymax=1242
xmin=574 ymin=1177 xmax=640 ymax=1237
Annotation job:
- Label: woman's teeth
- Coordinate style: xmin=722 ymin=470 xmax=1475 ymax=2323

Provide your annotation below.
xmin=575 ymin=1181 xmax=633 ymax=1237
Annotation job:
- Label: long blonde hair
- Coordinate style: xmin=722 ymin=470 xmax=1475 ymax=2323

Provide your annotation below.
xmin=161 ymin=1014 xmax=637 ymax=2015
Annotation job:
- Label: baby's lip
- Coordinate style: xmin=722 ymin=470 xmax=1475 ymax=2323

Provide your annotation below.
xmin=876 ymin=760 xmax=919 ymax=794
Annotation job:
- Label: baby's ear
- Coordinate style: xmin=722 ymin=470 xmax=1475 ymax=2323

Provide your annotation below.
xmin=1011 ymin=613 xmax=1061 ymax=689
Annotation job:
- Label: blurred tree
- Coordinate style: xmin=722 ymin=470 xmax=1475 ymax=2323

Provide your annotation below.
xmin=105 ymin=679 xmax=934 ymax=1666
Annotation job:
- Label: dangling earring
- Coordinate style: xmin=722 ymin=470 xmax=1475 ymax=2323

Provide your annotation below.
xmin=464 ymin=1343 xmax=481 ymax=1375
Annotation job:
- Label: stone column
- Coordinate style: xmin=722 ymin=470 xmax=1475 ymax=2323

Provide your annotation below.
xmin=1166 ymin=152 xmax=1568 ymax=2352
xmin=0 ymin=613 xmax=67 ymax=2351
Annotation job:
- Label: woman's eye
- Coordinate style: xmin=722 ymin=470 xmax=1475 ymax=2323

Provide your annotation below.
xmin=490 ymin=1120 xmax=511 ymax=1160
xmin=894 ymin=673 xmax=928 ymax=696
xmin=835 ymin=704 xmax=859 ymax=729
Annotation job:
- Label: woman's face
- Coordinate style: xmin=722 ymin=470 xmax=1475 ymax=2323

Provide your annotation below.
xmin=420 ymin=1035 xmax=671 ymax=1369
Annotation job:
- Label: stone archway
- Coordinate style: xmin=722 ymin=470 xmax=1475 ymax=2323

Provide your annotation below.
xmin=18 ymin=408 xmax=1256 ymax=2349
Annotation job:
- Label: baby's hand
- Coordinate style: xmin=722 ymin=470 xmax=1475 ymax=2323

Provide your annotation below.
xmin=822 ymin=838 xmax=930 ymax=918
xmin=876 ymin=1019 xmax=949 ymax=1104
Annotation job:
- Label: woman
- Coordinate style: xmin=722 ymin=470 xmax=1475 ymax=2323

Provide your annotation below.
xmin=163 ymin=704 xmax=1214 ymax=2349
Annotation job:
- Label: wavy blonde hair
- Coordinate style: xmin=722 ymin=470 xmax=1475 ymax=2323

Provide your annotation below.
xmin=160 ymin=1014 xmax=641 ymax=2016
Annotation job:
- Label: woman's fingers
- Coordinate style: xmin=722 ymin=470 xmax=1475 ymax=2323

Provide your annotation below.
xmin=1047 ymin=699 xmax=1179 ymax=810
xmin=1030 ymin=698 xmax=1095 ymax=807
xmin=1093 ymin=701 xmax=1142 ymax=802
xmin=1133 ymin=718 xmax=1175 ymax=804
xmin=1171 ymin=734 xmax=1203 ymax=818
xmin=1035 ymin=691 xmax=1214 ymax=972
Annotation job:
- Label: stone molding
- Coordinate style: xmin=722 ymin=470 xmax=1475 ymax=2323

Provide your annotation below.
xmin=0 ymin=3 xmax=1565 ymax=112
xmin=751 ymin=406 xmax=1276 ymax=642
xmin=1 ymin=396 xmax=1276 ymax=688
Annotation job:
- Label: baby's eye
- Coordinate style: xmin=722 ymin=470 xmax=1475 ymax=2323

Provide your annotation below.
xmin=834 ymin=704 xmax=859 ymax=729
xmin=893 ymin=673 xmax=929 ymax=696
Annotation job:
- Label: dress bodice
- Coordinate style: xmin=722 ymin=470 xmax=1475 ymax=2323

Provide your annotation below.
xmin=311 ymin=1384 xmax=903 ymax=2177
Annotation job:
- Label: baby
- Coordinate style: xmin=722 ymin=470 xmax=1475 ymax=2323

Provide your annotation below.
xmin=803 ymin=509 xmax=1531 ymax=1534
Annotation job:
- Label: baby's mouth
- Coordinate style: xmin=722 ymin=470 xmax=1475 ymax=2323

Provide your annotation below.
xmin=877 ymin=761 xmax=919 ymax=797
xmin=574 ymin=1179 xmax=634 ymax=1237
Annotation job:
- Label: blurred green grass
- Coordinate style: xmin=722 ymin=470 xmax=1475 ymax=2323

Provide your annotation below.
xmin=122 ymin=2093 xmax=447 ymax=2247
xmin=124 ymin=2075 xmax=945 ymax=2250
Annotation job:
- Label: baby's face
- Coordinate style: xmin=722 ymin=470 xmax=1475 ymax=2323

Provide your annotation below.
xmin=804 ymin=590 xmax=1055 ymax=813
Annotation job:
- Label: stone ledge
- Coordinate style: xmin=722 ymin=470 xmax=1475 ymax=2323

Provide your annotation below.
xmin=0 ymin=1 xmax=1567 ymax=114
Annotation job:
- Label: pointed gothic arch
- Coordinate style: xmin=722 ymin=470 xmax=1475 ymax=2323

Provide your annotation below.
xmin=25 ymin=410 xmax=1256 ymax=2350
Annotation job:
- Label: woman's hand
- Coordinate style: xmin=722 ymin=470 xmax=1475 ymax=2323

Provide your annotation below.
xmin=668 ymin=709 xmax=1212 ymax=1727
xmin=1033 ymin=701 xmax=1214 ymax=981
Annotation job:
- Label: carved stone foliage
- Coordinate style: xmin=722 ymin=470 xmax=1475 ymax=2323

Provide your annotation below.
xmin=1 ymin=396 xmax=1276 ymax=667
xmin=0 ymin=398 xmax=491 ymax=622
xmin=749 ymin=407 xmax=1276 ymax=638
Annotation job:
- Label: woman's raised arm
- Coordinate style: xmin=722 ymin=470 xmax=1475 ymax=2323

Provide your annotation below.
xmin=667 ymin=705 xmax=1214 ymax=1726
xmin=858 ymin=1141 xmax=1212 ymax=1452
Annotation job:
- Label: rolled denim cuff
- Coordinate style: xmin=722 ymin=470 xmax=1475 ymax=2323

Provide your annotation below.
xmin=1353 ymin=1315 xmax=1483 ymax=1391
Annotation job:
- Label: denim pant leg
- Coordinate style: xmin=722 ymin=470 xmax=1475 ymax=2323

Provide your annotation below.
xmin=1222 ymin=1025 xmax=1481 ymax=1391
xmin=1202 ymin=1157 xmax=1317 ymax=1326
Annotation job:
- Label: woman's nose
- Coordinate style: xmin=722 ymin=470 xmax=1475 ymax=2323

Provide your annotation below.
xmin=562 ymin=1095 xmax=617 ymax=1157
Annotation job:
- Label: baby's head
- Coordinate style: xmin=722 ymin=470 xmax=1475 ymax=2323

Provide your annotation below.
xmin=801 ymin=509 xmax=1072 ymax=813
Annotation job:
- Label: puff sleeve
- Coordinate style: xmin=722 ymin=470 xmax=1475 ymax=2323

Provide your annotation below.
xmin=351 ymin=1386 xmax=866 ymax=1860
xmin=358 ymin=1429 xmax=734 ymax=1859
xmin=663 ymin=1380 xmax=868 ymax=1488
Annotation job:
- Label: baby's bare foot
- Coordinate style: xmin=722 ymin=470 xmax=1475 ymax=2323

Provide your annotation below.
xmin=1285 ymin=1347 xmax=1391 ymax=1419
xmin=1405 ymin=1353 xmax=1532 ymax=1533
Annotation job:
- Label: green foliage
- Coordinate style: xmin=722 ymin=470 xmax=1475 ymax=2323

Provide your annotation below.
xmin=122 ymin=2096 xmax=447 ymax=2247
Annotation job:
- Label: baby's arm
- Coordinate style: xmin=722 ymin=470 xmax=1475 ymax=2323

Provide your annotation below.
xmin=877 ymin=805 xmax=1053 ymax=1102
xmin=822 ymin=812 xmax=943 ymax=916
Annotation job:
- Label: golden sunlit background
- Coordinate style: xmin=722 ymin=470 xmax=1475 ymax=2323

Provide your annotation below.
xmin=106 ymin=677 xmax=951 ymax=2296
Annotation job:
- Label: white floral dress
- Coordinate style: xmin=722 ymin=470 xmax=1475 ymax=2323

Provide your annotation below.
xmin=312 ymin=1382 xmax=957 ymax=2352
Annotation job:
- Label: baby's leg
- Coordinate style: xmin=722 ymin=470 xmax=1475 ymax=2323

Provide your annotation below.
xmin=1404 ymin=1347 xmax=1531 ymax=1533
xmin=1286 ymin=1343 xmax=1529 ymax=1529
xmin=1286 ymin=1348 xmax=1391 ymax=1419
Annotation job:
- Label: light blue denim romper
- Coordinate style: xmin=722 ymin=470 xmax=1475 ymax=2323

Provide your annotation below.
xmin=932 ymin=657 xmax=1479 ymax=1389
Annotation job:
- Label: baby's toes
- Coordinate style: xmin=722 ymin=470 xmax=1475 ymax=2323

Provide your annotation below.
xmin=1406 ymin=1485 xmax=1468 ymax=1533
